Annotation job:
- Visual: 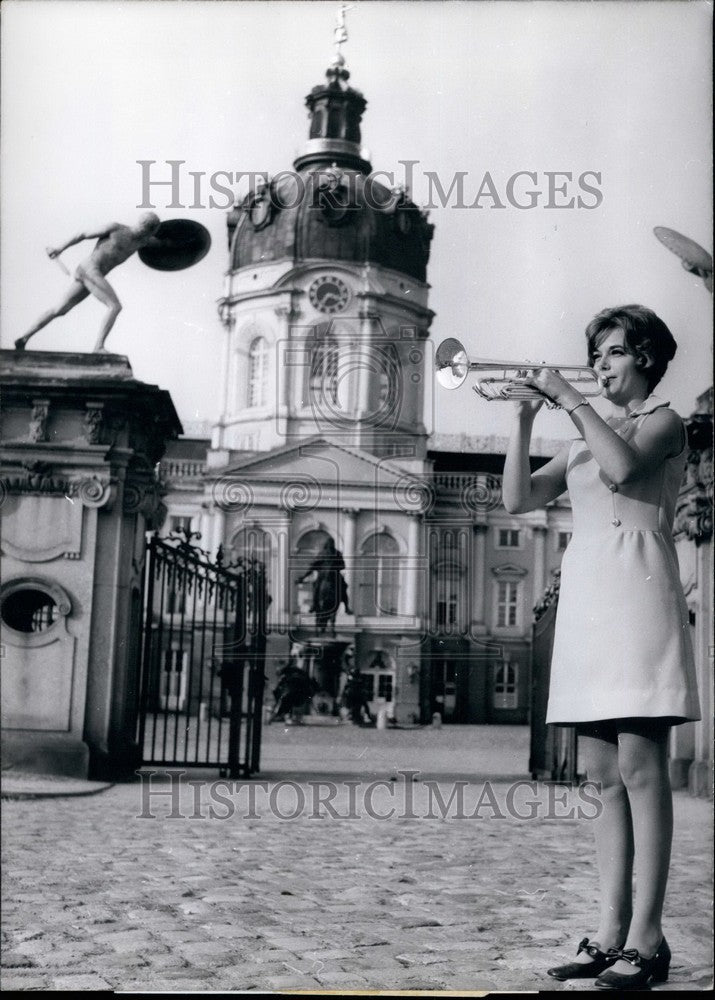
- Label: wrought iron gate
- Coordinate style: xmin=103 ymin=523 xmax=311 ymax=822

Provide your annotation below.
xmin=137 ymin=530 xmax=268 ymax=777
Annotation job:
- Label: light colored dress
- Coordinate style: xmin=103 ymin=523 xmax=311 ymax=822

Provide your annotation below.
xmin=546 ymin=395 xmax=701 ymax=725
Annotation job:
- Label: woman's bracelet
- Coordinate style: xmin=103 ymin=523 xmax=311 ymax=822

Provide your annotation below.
xmin=564 ymin=400 xmax=589 ymax=416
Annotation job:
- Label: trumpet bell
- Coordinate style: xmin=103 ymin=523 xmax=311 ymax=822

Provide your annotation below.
xmin=435 ymin=337 xmax=470 ymax=389
xmin=138 ymin=219 xmax=212 ymax=271
xmin=434 ymin=336 xmax=601 ymax=405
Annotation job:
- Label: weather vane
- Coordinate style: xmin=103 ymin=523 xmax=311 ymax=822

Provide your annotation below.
xmin=332 ymin=3 xmax=354 ymax=68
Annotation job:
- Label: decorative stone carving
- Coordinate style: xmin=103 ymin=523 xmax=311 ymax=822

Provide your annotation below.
xmin=84 ymin=403 xmax=104 ymax=444
xmin=29 ymin=400 xmax=49 ymax=443
xmin=0 ymin=578 xmax=77 ymax=731
xmin=122 ymin=477 xmax=165 ymax=520
xmin=0 ymin=462 xmax=114 ymax=508
xmin=491 ymin=563 xmax=529 ymax=578
xmin=274 ymin=303 xmax=303 ymax=321
xmin=1 ymin=495 xmax=83 ymax=563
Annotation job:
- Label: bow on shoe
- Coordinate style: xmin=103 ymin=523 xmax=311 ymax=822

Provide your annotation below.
xmin=606 ymin=947 xmax=643 ymax=967
xmin=579 ymin=939 xmax=606 ymax=959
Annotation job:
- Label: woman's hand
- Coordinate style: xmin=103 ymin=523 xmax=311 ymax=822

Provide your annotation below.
xmin=518 ymin=368 xmax=584 ymax=411
xmin=513 ymin=397 xmax=545 ymax=421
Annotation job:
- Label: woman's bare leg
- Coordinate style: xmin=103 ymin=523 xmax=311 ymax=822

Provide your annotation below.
xmin=608 ymin=720 xmax=672 ymax=974
xmin=577 ymin=728 xmax=633 ymax=958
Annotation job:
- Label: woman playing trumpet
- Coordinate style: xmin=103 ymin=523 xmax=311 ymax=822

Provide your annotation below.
xmin=502 ymin=304 xmax=700 ymax=990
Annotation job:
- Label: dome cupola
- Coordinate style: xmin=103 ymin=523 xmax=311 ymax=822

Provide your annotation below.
xmin=226 ymin=8 xmax=433 ymax=282
xmin=293 ymin=55 xmax=370 ymax=175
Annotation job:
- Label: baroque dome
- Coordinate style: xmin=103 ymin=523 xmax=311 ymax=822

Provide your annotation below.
xmin=227 ymin=61 xmax=433 ymax=282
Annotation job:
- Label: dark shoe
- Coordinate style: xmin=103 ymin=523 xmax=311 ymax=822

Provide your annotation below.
xmin=594 ymin=936 xmax=671 ymax=990
xmin=547 ymin=937 xmax=615 ymax=981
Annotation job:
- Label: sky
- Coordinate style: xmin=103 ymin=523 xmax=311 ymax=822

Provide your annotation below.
xmin=1 ymin=0 xmax=712 ymax=442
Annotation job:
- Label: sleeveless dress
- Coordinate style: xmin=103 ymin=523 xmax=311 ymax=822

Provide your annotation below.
xmin=546 ymin=395 xmax=701 ymax=725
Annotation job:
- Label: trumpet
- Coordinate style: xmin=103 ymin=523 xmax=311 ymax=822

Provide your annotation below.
xmin=435 ymin=337 xmax=601 ymax=407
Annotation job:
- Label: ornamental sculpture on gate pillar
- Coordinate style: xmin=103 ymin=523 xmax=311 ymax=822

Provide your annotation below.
xmin=15 ymin=214 xmax=211 ymax=353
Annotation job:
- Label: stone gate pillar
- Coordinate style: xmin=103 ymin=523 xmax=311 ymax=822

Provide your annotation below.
xmin=1 ymin=350 xmax=181 ymax=779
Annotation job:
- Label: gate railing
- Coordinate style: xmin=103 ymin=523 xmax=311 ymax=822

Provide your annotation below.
xmin=137 ymin=529 xmax=268 ymax=777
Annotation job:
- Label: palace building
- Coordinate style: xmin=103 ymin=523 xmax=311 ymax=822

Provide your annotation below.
xmin=159 ymin=35 xmax=575 ymax=727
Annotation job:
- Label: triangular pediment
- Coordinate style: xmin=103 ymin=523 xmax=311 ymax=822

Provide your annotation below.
xmin=217 ymin=437 xmax=416 ymax=490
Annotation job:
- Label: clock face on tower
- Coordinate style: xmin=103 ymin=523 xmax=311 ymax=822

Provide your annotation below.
xmin=308 ymin=275 xmax=350 ymax=314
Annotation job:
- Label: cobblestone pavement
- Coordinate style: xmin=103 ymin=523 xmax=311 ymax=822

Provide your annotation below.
xmin=2 ymin=726 xmax=712 ymax=993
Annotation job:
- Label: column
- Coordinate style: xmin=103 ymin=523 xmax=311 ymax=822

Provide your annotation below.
xmin=355 ymin=306 xmax=377 ymax=443
xmin=210 ymin=508 xmax=226 ymax=558
xmin=274 ymin=299 xmax=301 ymax=430
xmin=275 ymin=504 xmax=294 ymax=629
xmin=216 ymin=287 xmax=234 ymax=449
xmin=458 ymin=525 xmax=469 ymax=632
xmin=470 ymin=523 xmax=487 ymax=634
xmin=532 ymin=525 xmax=547 ymax=608
xmin=404 ymin=512 xmax=422 ymax=618
xmin=199 ymin=506 xmax=213 ymax=552
xmin=341 ymin=508 xmax=358 ymax=615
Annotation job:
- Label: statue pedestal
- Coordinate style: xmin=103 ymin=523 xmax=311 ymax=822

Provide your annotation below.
xmin=0 ymin=350 xmax=181 ymax=779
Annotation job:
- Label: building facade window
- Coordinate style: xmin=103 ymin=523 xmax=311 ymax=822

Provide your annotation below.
xmin=496 ymin=580 xmax=520 ymax=627
xmin=161 ymin=649 xmax=188 ymax=711
xmin=363 ymin=651 xmax=396 ymax=708
xmin=377 ymin=673 xmax=394 ymax=701
xmin=497 ymin=528 xmax=521 ymax=548
xmin=248 ymin=336 xmax=269 ymax=408
xmin=357 ymin=532 xmax=400 ymax=616
xmin=429 ymin=528 xmax=468 ymax=634
xmin=493 ymin=661 xmax=517 ymax=709
xmin=310 ymin=335 xmax=339 ymax=408
xmin=433 ymin=563 xmax=461 ymax=631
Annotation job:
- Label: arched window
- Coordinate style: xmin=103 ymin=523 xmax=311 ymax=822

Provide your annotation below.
xmin=310 ymin=334 xmax=339 ymax=408
xmin=358 ymin=532 xmax=400 ymax=616
xmin=247 ymin=336 xmax=269 ymax=408
xmin=310 ymin=108 xmax=326 ymax=139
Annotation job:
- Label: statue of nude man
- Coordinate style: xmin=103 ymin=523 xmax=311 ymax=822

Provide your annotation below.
xmin=15 ymin=211 xmax=161 ymax=353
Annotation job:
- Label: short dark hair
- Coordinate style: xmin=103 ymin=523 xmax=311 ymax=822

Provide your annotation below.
xmin=585 ymin=305 xmax=677 ymax=392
